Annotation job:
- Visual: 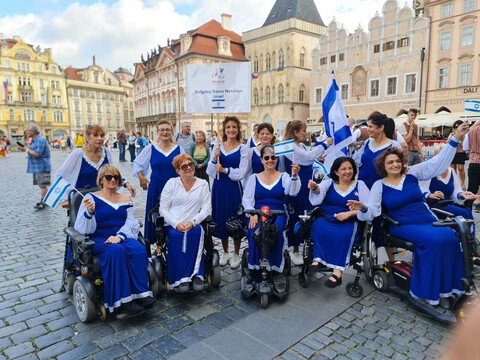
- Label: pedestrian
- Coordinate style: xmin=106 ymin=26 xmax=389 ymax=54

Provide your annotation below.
xmin=117 ymin=129 xmax=127 ymax=162
xmin=209 ymin=131 xmax=218 ymax=150
xmin=464 ymin=120 xmax=480 ymax=211
xmin=74 ymin=132 xmax=84 ymax=148
xmin=128 ymin=131 xmax=136 ymax=162
xmin=135 ymin=131 xmax=147 ymax=155
xmin=133 ymin=120 xmax=184 ymax=243
xmin=188 ymin=130 xmax=210 ymax=184
xmin=248 ymin=123 xmax=260 ymax=148
xmin=398 ymin=108 xmax=423 ymax=166
xmin=66 ymin=135 xmax=73 ymax=154
xmin=18 ymin=124 xmax=51 ymax=210
xmin=0 ymin=137 xmax=6 ymax=158
xmin=174 ymin=122 xmax=195 ymax=152
xmin=206 ymin=116 xmax=249 ymax=269
xmin=449 ymin=120 xmax=467 ymax=190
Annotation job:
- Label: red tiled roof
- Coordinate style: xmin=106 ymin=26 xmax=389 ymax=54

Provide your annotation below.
xmin=191 ymin=20 xmax=243 ymax=44
xmin=187 ymin=37 xmax=245 ymax=61
xmin=63 ymin=67 xmax=82 ymax=80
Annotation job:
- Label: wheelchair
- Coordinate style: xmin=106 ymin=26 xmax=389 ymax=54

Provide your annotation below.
xmin=295 ymin=207 xmax=365 ymax=298
xmin=148 ymin=206 xmax=221 ymax=293
xmin=61 ymin=188 xmax=159 ymax=323
xmin=368 ymin=206 xmax=477 ymax=324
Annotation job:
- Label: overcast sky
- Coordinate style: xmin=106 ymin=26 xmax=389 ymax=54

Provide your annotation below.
xmin=0 ymin=0 xmax=394 ymax=72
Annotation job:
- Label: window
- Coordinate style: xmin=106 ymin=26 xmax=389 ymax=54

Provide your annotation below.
xmin=253 ymin=89 xmax=259 ymax=106
xmin=462 ymin=26 xmax=474 ymax=47
xmin=387 ymin=77 xmax=397 ymax=95
xmin=464 ymin=0 xmax=475 ymax=12
xmin=42 ymin=111 xmax=46 ymax=122
xmin=87 ymin=102 xmax=92 ymax=113
xmin=315 ymin=88 xmax=323 ymax=103
xmin=330 ymin=55 xmax=336 ymax=63
xmin=54 ymin=111 xmax=63 ymax=122
xmin=339 ymin=53 xmax=344 ymax=61
xmin=398 ymin=38 xmax=409 ymax=47
xmin=299 ymin=86 xmax=305 ymax=102
xmin=75 ymin=117 xmax=82 ymax=128
xmin=300 ymin=53 xmax=305 ymax=67
xmin=278 ymin=85 xmax=284 ymax=103
xmin=253 ymin=57 xmax=258 ymax=73
xmin=440 ymin=32 xmax=451 ymax=51
xmin=24 ymin=110 xmax=34 ymax=122
xmin=38 ymin=64 xmax=42 ymax=72
xmin=39 ymin=79 xmax=44 ymax=88
xmin=438 ymin=67 xmax=449 ymax=88
xmin=7 ymin=92 xmax=12 ymax=102
xmin=279 ymin=51 xmax=285 ymax=68
xmin=4 ymin=60 xmax=10 ymax=68
xmin=74 ymin=102 xmax=80 ymax=112
xmin=9 ymin=109 xmax=14 ymax=121
xmin=97 ymin=103 xmax=102 ymax=114
xmin=370 ymin=79 xmax=380 ymax=97
xmin=442 ymin=2 xmax=453 ymax=17
xmin=405 ymin=74 xmax=417 ymax=93
xmin=341 ymin=84 xmax=349 ymax=101
xmin=373 ymin=44 xmax=380 ymax=53
xmin=459 ymin=64 xmax=472 ymax=86
xmin=265 ymin=87 xmax=271 ymax=105
xmin=266 ymin=54 xmax=271 ymax=71
xmin=383 ymin=41 xmax=395 ymax=51
xmin=320 ymin=57 xmax=327 ymax=65
xmin=51 ymin=66 xmax=57 ymax=75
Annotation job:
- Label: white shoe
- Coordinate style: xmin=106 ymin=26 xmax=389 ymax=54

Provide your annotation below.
xmin=219 ymin=252 xmax=231 ymax=266
xmin=230 ymin=254 xmax=241 ymax=269
xmin=291 ymin=252 xmax=304 ymax=266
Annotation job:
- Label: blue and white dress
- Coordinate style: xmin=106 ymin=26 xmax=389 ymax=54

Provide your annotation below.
xmin=248 ymin=137 xmax=259 ymax=148
xmin=207 ymin=143 xmax=248 ymax=241
xmin=309 ymin=179 xmax=369 ymax=270
xmin=241 ymin=147 xmax=280 ymax=186
xmin=133 ymin=144 xmax=184 ymax=243
xmin=160 ymin=177 xmax=211 ymax=289
xmin=242 ymin=173 xmax=301 ymax=272
xmin=359 ymin=139 xmax=465 ymax=305
xmin=282 ymin=142 xmax=329 ymax=247
xmin=74 ymin=193 xmax=152 ymax=312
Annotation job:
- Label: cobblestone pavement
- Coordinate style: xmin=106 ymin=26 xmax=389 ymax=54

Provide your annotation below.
xmin=1 ymin=150 xmax=479 ymax=360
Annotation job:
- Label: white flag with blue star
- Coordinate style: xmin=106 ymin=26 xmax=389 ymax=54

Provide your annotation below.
xmin=465 ymin=100 xmax=480 ymax=113
xmin=43 ymin=176 xmax=73 ymax=208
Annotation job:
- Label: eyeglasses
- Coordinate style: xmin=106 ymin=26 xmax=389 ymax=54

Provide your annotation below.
xmin=104 ymin=175 xmax=121 ymax=182
xmin=180 ymin=162 xmax=195 ymax=171
xmin=263 ymin=155 xmax=278 ymax=161
xmin=158 ymin=128 xmax=172 ymax=133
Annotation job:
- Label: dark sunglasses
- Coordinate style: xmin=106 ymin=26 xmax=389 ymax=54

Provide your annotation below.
xmin=180 ymin=162 xmax=195 ymax=170
xmin=104 ymin=175 xmax=121 ymax=182
xmin=263 ymin=155 xmax=278 ymax=161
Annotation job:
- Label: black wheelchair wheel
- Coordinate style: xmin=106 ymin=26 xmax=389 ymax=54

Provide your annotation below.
xmin=260 ymin=293 xmax=269 ymax=309
xmin=373 ymin=271 xmax=389 ymax=292
xmin=73 ymin=280 xmax=96 ymax=323
xmin=298 ymin=269 xmax=309 ymax=288
xmin=346 ymin=282 xmax=363 ymax=298
xmin=363 ymin=230 xmax=377 ymax=282
xmin=240 ymin=276 xmax=248 ymax=300
xmin=283 ymin=250 xmax=292 ymax=276
xmin=211 ymin=265 xmax=221 ymax=287
xmin=64 ymin=271 xmax=75 ymax=295
xmin=148 ymin=262 xmax=160 ymax=298
xmin=241 ymin=249 xmax=249 ymax=276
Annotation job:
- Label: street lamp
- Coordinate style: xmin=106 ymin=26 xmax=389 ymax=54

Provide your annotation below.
xmin=418 ymin=47 xmax=425 ymax=112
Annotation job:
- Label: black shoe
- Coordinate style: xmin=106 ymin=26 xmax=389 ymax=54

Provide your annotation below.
xmin=135 ymin=296 xmax=155 ymax=309
xmin=34 ymin=202 xmax=46 ymax=210
xmin=192 ymin=276 xmax=204 ymax=291
xmin=116 ymin=301 xmax=145 ymax=319
xmin=308 ymin=263 xmax=319 ymax=275
xmin=324 ymin=274 xmax=342 ymax=288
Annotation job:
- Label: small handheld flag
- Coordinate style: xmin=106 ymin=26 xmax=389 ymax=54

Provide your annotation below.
xmin=274 ymin=139 xmax=295 ymax=156
xmin=43 ymin=176 xmax=77 ymax=208
xmin=465 ymin=100 xmax=480 ymax=113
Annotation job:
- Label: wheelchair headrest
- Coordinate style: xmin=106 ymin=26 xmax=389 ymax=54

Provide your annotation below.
xmin=68 ymin=187 xmax=100 ymax=227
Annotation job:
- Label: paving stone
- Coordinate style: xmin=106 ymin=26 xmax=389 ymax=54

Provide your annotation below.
xmin=150 ymin=335 xmax=186 ymax=357
xmin=189 ymin=320 xmax=220 ymax=338
xmin=162 ymin=315 xmax=194 ymax=332
xmin=34 ymin=327 xmax=76 ymax=350
xmin=57 ymin=343 xmax=100 ymax=360
xmin=37 ymin=340 xmax=74 ymax=360
xmin=171 ymin=327 xmax=204 ymax=347
xmin=3 ymin=342 xmax=35 ymax=359
xmin=129 ymin=345 xmax=164 ymax=360
xmin=72 ymin=324 xmax=117 ymax=346
xmin=92 ymin=343 xmax=129 ymax=360
xmin=11 ymin=325 xmax=49 ymax=344
xmin=292 ymin=343 xmax=315 ymax=358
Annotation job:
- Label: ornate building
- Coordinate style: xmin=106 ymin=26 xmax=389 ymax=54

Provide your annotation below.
xmin=133 ymin=14 xmax=247 ymax=140
xmin=310 ymin=0 xmax=429 ymax=125
xmin=423 ymin=0 xmax=480 ymax=116
xmin=64 ymin=58 xmax=135 ymax=141
xmin=0 ymin=35 xmax=69 ymax=142
xmin=242 ymin=0 xmax=326 ymax=135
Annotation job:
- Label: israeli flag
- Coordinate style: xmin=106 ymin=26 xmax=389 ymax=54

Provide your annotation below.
xmin=43 ymin=176 xmax=73 ymax=208
xmin=465 ymin=99 xmax=480 ymax=113
xmin=274 ymin=139 xmax=295 ymax=156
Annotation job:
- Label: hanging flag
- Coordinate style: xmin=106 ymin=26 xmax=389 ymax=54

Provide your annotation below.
xmin=43 ymin=176 xmax=73 ymax=208
xmin=276 ymin=67 xmax=284 ymax=75
xmin=46 ymin=86 xmax=50 ymax=105
xmin=274 ymin=139 xmax=295 ymax=155
xmin=465 ymin=99 xmax=480 ymax=113
xmin=2 ymin=81 xmax=8 ymax=101
xmin=251 ymin=73 xmax=258 ymax=80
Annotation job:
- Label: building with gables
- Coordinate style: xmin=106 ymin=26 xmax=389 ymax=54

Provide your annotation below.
xmin=133 ymin=14 xmax=247 ymax=140
xmin=64 ymin=58 xmax=135 ymax=141
xmin=242 ymin=0 xmax=326 ymax=136
xmin=0 ymin=35 xmax=69 ymax=143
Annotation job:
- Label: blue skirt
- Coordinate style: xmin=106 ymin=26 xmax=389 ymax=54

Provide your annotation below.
xmin=211 ymin=175 xmax=243 ymax=241
xmin=311 ymin=218 xmax=359 ymax=270
xmin=92 ymin=238 xmax=151 ymax=312
xmin=246 ymin=214 xmax=287 ymax=272
xmin=165 ymin=225 xmax=205 ymax=288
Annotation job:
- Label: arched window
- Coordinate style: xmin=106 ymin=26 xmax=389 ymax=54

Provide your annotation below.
xmin=253 ymin=56 xmax=259 ymax=73
xmin=279 ymin=50 xmax=285 ymax=68
xmin=9 ymin=109 xmax=14 ymax=121
xmin=300 ymin=48 xmax=306 ymax=67
xmin=278 ymin=85 xmax=284 ymax=103
xmin=265 ymin=87 xmax=271 ymax=105
xmin=299 ymin=85 xmax=305 ymax=102
xmin=266 ymin=53 xmax=271 ymax=71
xmin=253 ymin=88 xmax=259 ymax=106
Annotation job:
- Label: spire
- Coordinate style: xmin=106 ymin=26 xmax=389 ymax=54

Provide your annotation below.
xmin=263 ymin=0 xmax=325 ymax=27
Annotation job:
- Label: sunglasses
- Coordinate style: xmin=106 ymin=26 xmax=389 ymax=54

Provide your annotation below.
xmin=263 ymin=155 xmax=278 ymax=161
xmin=180 ymin=162 xmax=195 ymax=170
xmin=104 ymin=175 xmax=121 ymax=182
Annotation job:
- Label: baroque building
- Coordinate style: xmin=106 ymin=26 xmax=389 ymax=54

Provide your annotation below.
xmin=133 ymin=14 xmax=247 ymax=140
xmin=0 ymin=35 xmax=69 ymax=142
xmin=64 ymin=57 xmax=135 ymax=141
xmin=309 ymin=0 xmax=429 ymax=125
xmin=243 ymin=0 xmax=326 ymax=135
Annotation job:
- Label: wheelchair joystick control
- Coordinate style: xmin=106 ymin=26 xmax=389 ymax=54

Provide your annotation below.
xmin=260 ymin=206 xmax=270 ymax=222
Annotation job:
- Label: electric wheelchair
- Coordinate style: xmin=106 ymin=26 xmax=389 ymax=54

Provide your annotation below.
xmin=61 ymin=188 xmax=159 ymax=323
xmin=148 ymin=206 xmax=221 ymax=293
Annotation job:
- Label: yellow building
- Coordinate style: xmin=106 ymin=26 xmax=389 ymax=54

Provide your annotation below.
xmin=0 ymin=35 xmax=70 ymax=142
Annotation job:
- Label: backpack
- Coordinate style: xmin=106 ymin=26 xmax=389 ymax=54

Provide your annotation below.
xmin=175 ymin=132 xmax=195 ymax=142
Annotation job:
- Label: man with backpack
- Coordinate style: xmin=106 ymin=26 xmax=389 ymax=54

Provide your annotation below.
xmin=174 ymin=122 xmax=195 ymax=152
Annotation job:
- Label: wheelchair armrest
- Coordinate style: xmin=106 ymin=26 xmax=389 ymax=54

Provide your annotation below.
xmin=382 ymin=214 xmax=400 ymax=227
xmin=431 ymin=208 xmax=454 ymax=219
xmin=64 ymin=227 xmax=89 ymax=243
xmin=203 ymin=215 xmax=213 ymax=223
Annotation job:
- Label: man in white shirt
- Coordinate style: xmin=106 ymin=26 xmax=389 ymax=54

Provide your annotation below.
xmin=397 ymin=108 xmax=422 ymax=165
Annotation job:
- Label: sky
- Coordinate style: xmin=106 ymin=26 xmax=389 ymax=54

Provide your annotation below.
xmin=0 ymin=0 xmax=394 ymax=72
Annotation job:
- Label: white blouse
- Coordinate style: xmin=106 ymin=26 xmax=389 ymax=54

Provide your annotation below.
xmin=206 ymin=142 xmax=249 ymax=181
xmin=133 ymin=143 xmax=184 ymax=178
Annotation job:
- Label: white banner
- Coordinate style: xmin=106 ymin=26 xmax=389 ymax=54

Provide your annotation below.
xmin=185 ymin=62 xmax=251 ymax=114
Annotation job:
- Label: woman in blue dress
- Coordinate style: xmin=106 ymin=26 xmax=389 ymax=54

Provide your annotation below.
xmin=207 ymin=116 xmax=249 ymax=269
xmin=54 ymin=125 xmax=136 ymax=206
xmin=282 ymin=120 xmax=332 ymax=266
xmin=308 ymin=157 xmax=369 ymax=288
xmin=75 ymin=164 xmax=154 ymax=319
xmin=248 ymin=123 xmax=260 ymax=148
xmin=160 ymin=154 xmax=212 ymax=292
xmin=242 ymin=146 xmax=300 ymax=285
xmin=134 ymin=120 xmax=184 ymax=244
xmin=352 ymin=122 xmax=470 ymax=307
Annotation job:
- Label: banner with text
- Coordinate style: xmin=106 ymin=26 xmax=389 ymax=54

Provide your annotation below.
xmin=186 ymin=62 xmax=251 ymax=114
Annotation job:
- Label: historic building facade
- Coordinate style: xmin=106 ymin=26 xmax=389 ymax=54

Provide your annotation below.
xmin=64 ymin=58 xmax=135 ymax=141
xmin=310 ymin=0 xmax=430 ymax=125
xmin=133 ymin=14 xmax=247 ymax=141
xmin=243 ymin=0 xmax=326 ymax=135
xmin=422 ymin=0 xmax=480 ymax=115
xmin=0 ymin=35 xmax=69 ymax=142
